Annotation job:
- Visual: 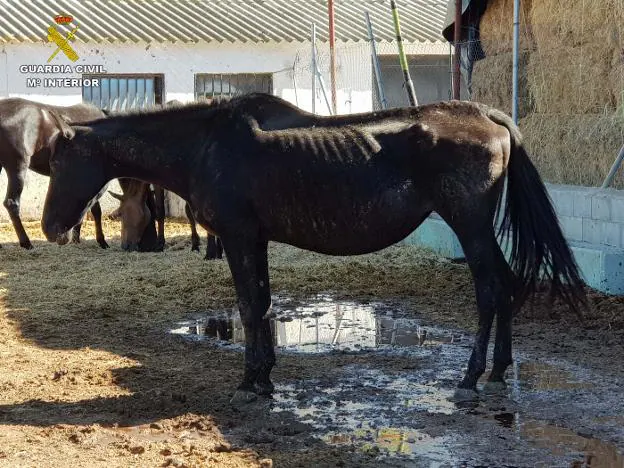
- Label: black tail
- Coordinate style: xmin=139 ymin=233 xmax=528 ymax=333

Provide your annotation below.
xmin=487 ymin=108 xmax=588 ymax=316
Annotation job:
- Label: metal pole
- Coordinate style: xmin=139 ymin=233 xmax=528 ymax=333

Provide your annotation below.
xmin=292 ymin=55 xmax=300 ymax=107
xmin=365 ymin=11 xmax=387 ymax=109
xmin=601 ymin=144 xmax=624 ymax=188
xmin=452 ymin=0 xmax=462 ymax=99
xmin=314 ymin=48 xmax=334 ymax=115
xmin=512 ymin=0 xmax=520 ymax=123
xmin=328 ymin=0 xmax=337 ymax=114
xmin=390 ymin=0 xmax=417 ymax=106
xmin=311 ymin=23 xmax=317 ymax=114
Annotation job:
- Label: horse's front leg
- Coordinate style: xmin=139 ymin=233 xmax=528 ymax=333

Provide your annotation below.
xmin=3 ymin=167 xmax=33 ymax=249
xmin=220 ymin=233 xmax=275 ymax=405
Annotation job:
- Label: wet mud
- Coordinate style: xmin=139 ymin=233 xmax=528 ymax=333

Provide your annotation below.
xmin=173 ymin=295 xmax=624 ymax=467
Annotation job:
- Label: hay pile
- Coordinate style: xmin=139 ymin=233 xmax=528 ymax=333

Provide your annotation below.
xmin=526 ymin=42 xmax=616 ymax=114
xmin=520 ymin=113 xmax=624 ymax=187
xmin=475 ymin=0 xmax=624 ymax=186
xmin=529 ymin=0 xmax=624 ymax=50
xmin=610 ymin=63 xmax=624 ymax=113
xmin=478 ymin=0 xmax=534 ymax=55
xmin=471 ymin=51 xmax=532 ymax=118
xmin=473 ymin=0 xmax=534 ymax=117
xmin=526 ymin=0 xmax=624 ymax=114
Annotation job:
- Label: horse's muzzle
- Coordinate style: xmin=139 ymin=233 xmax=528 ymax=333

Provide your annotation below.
xmin=42 ymin=219 xmax=70 ymax=245
xmin=56 ymin=231 xmax=70 ymax=246
xmin=121 ymin=242 xmax=139 ymax=252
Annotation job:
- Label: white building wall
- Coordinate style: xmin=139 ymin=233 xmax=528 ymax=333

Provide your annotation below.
xmin=0 ymin=40 xmax=447 ymax=222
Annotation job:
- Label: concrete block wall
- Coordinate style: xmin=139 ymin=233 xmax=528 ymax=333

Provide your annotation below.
xmin=404 ymin=183 xmax=624 ymax=295
xmin=547 ymin=183 xmax=624 ymax=249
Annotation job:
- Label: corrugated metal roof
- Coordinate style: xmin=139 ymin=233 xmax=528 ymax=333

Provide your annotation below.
xmin=0 ymin=0 xmax=448 ymax=45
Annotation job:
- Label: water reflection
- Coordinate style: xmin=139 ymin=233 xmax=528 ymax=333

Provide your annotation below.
xmin=517 ymin=361 xmax=593 ymax=391
xmin=170 ymin=296 xmax=466 ymax=353
xmin=326 ymin=427 xmax=452 ymax=461
xmin=522 ymin=420 xmax=624 ymax=468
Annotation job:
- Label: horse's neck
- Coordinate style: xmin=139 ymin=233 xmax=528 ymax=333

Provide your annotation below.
xmin=103 ymin=138 xmax=191 ymax=200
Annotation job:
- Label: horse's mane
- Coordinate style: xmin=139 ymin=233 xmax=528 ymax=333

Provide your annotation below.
xmin=70 ymin=94 xmax=250 ymax=127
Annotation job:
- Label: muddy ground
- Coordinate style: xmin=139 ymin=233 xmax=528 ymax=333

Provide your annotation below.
xmin=0 ymin=220 xmax=623 ymax=467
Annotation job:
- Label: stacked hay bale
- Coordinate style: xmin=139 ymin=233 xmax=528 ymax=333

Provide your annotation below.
xmin=472 ymin=0 xmax=534 ymax=117
xmin=473 ymin=0 xmax=624 ymax=187
xmin=527 ymin=0 xmax=623 ymax=114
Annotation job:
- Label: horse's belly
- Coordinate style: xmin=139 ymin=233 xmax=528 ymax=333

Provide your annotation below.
xmin=258 ymin=185 xmax=430 ymax=255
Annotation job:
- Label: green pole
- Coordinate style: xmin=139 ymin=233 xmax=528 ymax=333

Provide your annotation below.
xmin=390 ymin=0 xmax=417 ymax=106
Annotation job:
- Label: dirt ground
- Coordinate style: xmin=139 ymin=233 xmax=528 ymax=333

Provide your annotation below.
xmin=0 ymin=219 xmax=623 ymax=467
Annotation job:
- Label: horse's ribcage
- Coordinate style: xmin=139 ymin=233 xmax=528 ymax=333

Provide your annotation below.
xmin=265 ymin=127 xmax=381 ymax=164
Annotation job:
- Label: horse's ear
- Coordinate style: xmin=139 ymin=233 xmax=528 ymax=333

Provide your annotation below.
xmin=101 ymin=109 xmax=111 ymax=116
xmin=46 ymin=109 xmax=76 ymax=140
xmin=108 ymin=191 xmax=124 ymax=201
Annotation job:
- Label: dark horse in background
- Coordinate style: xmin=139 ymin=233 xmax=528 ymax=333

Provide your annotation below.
xmin=41 ymin=94 xmax=587 ymax=405
xmin=0 ymin=98 xmax=109 ymax=249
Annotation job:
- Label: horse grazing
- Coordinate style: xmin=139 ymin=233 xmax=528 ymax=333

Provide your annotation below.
xmin=40 ymin=95 xmax=587 ymax=405
xmin=108 ymin=180 xmax=223 ymax=258
xmin=0 ymin=97 xmax=109 ymax=249
xmin=107 ymin=178 xmax=160 ymax=252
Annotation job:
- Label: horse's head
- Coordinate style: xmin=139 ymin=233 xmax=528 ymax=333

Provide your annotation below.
xmin=108 ymin=179 xmax=154 ymax=252
xmin=41 ymin=109 xmax=108 ymax=245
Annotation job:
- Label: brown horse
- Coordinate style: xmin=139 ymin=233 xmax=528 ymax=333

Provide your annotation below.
xmin=41 ymin=94 xmax=587 ymax=405
xmin=0 ymin=97 xmax=109 ymax=249
xmin=108 ymin=180 xmax=223 ymax=258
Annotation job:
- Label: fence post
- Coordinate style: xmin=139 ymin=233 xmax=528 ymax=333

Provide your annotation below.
xmin=365 ymin=11 xmax=387 ymax=110
xmin=512 ymin=0 xmax=520 ymax=124
xmin=328 ymin=0 xmax=337 ymax=114
xmin=311 ymin=23 xmax=317 ymax=114
xmin=601 ymin=144 xmax=624 ymax=189
xmin=390 ymin=0 xmax=417 ymax=106
xmin=452 ymin=0 xmax=462 ymax=100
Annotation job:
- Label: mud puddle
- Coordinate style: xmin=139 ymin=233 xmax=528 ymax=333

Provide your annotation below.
xmin=170 ymin=294 xmax=470 ymax=354
xmin=170 ymin=295 xmax=624 ymax=466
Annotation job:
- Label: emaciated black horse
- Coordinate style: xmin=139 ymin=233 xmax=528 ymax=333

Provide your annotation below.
xmin=40 ymin=94 xmax=587 ymax=404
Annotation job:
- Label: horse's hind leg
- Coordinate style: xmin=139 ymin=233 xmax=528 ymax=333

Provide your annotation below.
xmin=90 ymin=202 xmax=109 ymax=249
xmin=484 ymin=275 xmax=514 ymax=392
xmin=455 ymin=228 xmax=512 ymax=398
xmin=3 ymin=168 xmax=32 ymax=249
xmin=184 ymin=203 xmax=200 ymax=252
xmin=221 ymin=233 xmax=275 ymax=405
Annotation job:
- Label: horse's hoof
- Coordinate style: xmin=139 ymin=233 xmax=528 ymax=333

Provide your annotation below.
xmin=191 ymin=245 xmax=200 ymax=252
xmin=255 ymin=381 xmax=274 ymax=396
xmin=230 ymin=389 xmax=258 ymax=406
xmin=98 ymin=240 xmax=110 ymax=249
xmin=483 ymin=380 xmax=507 ymax=394
xmin=21 ymin=242 xmax=34 ymax=250
xmin=451 ymin=388 xmax=479 ymax=402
